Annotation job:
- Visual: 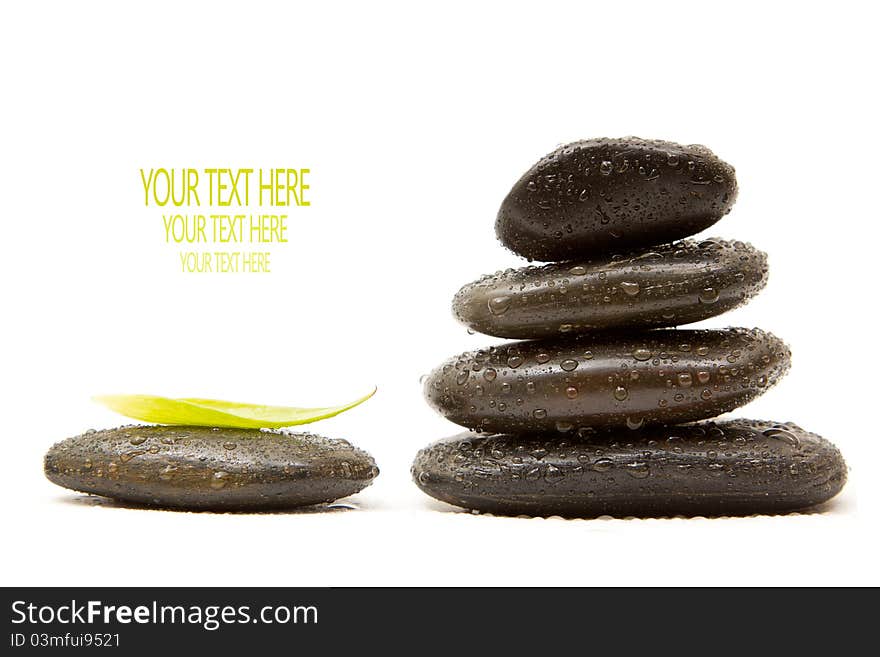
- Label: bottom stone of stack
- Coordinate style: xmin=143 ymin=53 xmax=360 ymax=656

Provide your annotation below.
xmin=411 ymin=420 xmax=846 ymax=518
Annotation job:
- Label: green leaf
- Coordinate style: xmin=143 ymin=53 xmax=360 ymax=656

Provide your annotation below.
xmin=93 ymin=388 xmax=376 ymax=429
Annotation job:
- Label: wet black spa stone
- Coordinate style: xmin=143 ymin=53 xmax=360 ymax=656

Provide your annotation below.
xmin=44 ymin=426 xmax=379 ymax=511
xmin=423 ymin=328 xmax=790 ymax=433
xmin=496 ymin=137 xmax=738 ymax=261
xmin=453 ymin=238 xmax=767 ymax=339
xmin=412 ymin=420 xmax=847 ymax=517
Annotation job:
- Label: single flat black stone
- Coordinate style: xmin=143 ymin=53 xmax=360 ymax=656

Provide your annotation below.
xmin=412 ymin=420 xmax=847 ymax=517
xmin=496 ymin=137 xmax=738 ymax=261
xmin=423 ymin=328 xmax=790 ymax=433
xmin=453 ymin=238 xmax=767 ymax=339
xmin=44 ymin=426 xmax=379 ymax=511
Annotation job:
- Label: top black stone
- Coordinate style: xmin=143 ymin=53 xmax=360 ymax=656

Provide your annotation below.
xmin=496 ymin=137 xmax=737 ymax=261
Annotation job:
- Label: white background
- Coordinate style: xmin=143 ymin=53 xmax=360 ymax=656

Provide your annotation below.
xmin=2 ymin=1 xmax=878 ymax=586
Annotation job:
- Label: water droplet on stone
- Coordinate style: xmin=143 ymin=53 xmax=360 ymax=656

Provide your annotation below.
xmin=763 ymin=427 xmax=800 ymax=448
xmin=488 ymin=295 xmax=512 ymax=315
xmin=620 ymin=281 xmax=640 ymax=296
xmin=698 ymin=287 xmax=720 ymax=304
xmin=593 ymin=458 xmax=613 ymax=473
xmin=119 ymin=451 xmax=144 ymax=463
xmin=545 ymin=465 xmax=565 ymax=483
xmin=633 ymin=348 xmax=651 ymax=361
xmin=626 ymin=416 xmax=644 ymax=430
xmin=614 ymin=386 xmax=629 ymax=401
xmin=560 ymin=359 xmax=578 ymax=372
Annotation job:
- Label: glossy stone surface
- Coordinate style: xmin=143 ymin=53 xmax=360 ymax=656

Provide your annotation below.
xmin=44 ymin=426 xmax=378 ymax=511
xmin=453 ymin=238 xmax=767 ymax=339
xmin=423 ymin=328 xmax=790 ymax=433
xmin=412 ymin=420 xmax=846 ymax=517
xmin=496 ymin=137 xmax=737 ymax=261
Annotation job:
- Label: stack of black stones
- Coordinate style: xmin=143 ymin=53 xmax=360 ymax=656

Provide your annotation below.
xmin=412 ymin=137 xmax=846 ymax=517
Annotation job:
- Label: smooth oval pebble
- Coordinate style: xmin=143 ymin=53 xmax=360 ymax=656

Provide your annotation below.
xmin=412 ymin=420 xmax=846 ymax=517
xmin=423 ymin=328 xmax=790 ymax=433
xmin=453 ymin=238 xmax=767 ymax=339
xmin=496 ymin=137 xmax=738 ymax=261
xmin=44 ymin=426 xmax=379 ymax=511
